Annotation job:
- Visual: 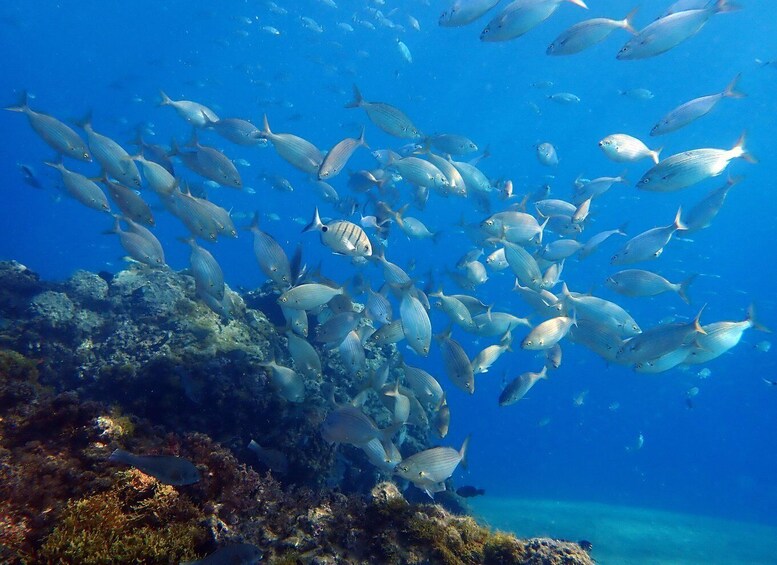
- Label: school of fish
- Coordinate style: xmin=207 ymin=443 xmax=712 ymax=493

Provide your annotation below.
xmin=4 ymin=0 xmax=771 ymax=511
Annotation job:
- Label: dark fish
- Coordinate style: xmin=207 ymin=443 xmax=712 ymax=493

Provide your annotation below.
xmin=181 ymin=543 xmax=262 ymax=565
xmin=456 ymin=485 xmax=486 ymax=498
xmin=109 ymin=448 xmax=200 ymax=485
xmin=103 ymin=176 xmax=155 ymax=226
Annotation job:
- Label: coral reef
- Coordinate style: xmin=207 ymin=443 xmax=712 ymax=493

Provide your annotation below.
xmin=0 ymin=262 xmax=596 ymax=564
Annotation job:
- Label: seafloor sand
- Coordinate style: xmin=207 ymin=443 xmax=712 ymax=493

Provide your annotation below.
xmin=470 ymin=498 xmax=777 ymax=565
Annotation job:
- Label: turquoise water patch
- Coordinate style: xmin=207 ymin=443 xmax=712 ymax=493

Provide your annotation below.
xmin=471 ymin=498 xmax=777 ymax=564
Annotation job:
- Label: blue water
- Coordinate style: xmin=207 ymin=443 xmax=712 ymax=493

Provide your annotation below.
xmin=1 ymin=0 xmax=775 ymax=531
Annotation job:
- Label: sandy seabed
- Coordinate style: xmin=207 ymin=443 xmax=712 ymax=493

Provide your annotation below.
xmin=471 ymin=497 xmax=777 ymax=565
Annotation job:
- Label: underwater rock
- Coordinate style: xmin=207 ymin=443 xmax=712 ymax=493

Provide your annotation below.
xmin=66 ymin=269 xmax=110 ymax=306
xmin=28 ymin=290 xmax=75 ymax=329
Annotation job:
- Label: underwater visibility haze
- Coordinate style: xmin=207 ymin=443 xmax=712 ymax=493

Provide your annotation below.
xmin=1 ymin=0 xmax=776 ymax=562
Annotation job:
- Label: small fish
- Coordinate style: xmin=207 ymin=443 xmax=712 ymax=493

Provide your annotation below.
xmin=159 ymin=90 xmax=219 ymax=127
xmin=397 ymin=39 xmax=413 ymax=63
xmin=395 ymin=436 xmax=469 ymax=497
xmin=318 ymin=127 xmax=367 ymax=180
xmin=202 ymin=115 xmax=265 ymax=147
xmin=651 ymin=74 xmax=745 ymax=136
xmin=606 ymin=270 xmax=695 ymax=304
xmin=278 ymin=283 xmax=344 ymax=310
xmin=104 ymin=216 xmax=165 ymax=267
xmin=619 ymin=88 xmax=654 ymax=100
xmin=684 ymin=176 xmax=742 ymax=232
xmin=182 ymin=237 xmax=224 ymax=300
xmin=260 ymin=115 xmax=323 ymax=174
xmin=521 ymin=316 xmax=576 ymax=350
xmin=303 ymin=207 xmax=372 ymax=258
xmin=439 ymin=332 xmax=475 ymax=394
xmin=611 ymin=208 xmax=686 ymax=265
xmin=80 ymin=116 xmax=141 ymax=186
xmin=547 ymin=8 xmax=637 ymax=55
xmin=109 ymin=448 xmax=200 ymax=485
xmin=429 ymin=134 xmax=478 ymax=155
xmin=456 ymin=486 xmax=486 ymax=498
xmin=547 ymin=92 xmax=581 ymax=104
xmin=536 ymin=142 xmax=559 ymax=166
xmin=401 ymin=290 xmax=432 ymax=356
xmin=181 ymin=543 xmax=262 ymax=565
xmin=345 ymin=85 xmax=422 ymax=139
xmin=439 ymin=0 xmax=501 ymax=27
xmin=754 ymin=341 xmax=771 ymax=353
xmin=247 ymin=440 xmax=289 ymax=474
xmin=499 ymin=366 xmax=548 ymax=406
xmin=599 ymin=134 xmax=661 ymax=164
xmin=259 ymin=359 xmax=305 ymax=403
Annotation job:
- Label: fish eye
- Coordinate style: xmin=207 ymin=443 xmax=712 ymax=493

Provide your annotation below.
xmin=321 ymin=226 xmax=328 ymax=232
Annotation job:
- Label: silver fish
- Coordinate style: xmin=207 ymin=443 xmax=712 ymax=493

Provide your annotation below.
xmin=599 ymin=133 xmax=661 ymax=164
xmin=616 ymin=309 xmax=705 ymax=365
xmin=499 ymin=367 xmax=548 ymax=406
xmin=395 ymin=436 xmax=469 ymax=497
xmin=345 ymin=85 xmax=422 ymax=139
xmin=366 ymin=287 xmax=393 ymax=324
xmin=316 ymin=311 xmax=361 ymax=346
xmin=451 ymin=160 xmax=493 ymax=193
xmin=102 ymin=177 xmax=154 ymax=226
xmin=651 ymin=74 xmax=745 ymax=136
xmin=579 ymin=226 xmax=627 ymax=259
xmin=282 ymin=305 xmax=309 ymax=337
xmin=260 ymin=359 xmax=305 ymax=403
xmin=521 ymin=315 xmax=576 ymax=350
xmin=471 ymin=333 xmax=512 ymax=374
xmin=362 ymin=437 xmax=403 ymax=474
xmin=260 ymin=115 xmax=324 ymax=174
xmin=318 ymin=127 xmax=367 ymax=180
xmin=504 ymin=242 xmax=544 ymax=290
xmin=542 ymin=239 xmax=583 ymax=261
xmin=248 ymin=214 xmax=292 ymax=288
xmin=439 ymin=0 xmax=501 ymax=27
xmin=481 ymin=0 xmax=588 ymax=43
xmin=547 ymin=8 xmax=636 ymax=55
xmin=44 ymin=161 xmax=110 ymax=212
xmin=473 ymin=312 xmax=532 ymax=336
xmin=439 ymin=333 xmax=475 ymax=393
xmin=402 ymin=362 xmax=444 ymax=408
xmin=685 ymin=176 xmax=742 ymax=231
xmin=611 ymin=208 xmax=686 ymax=264
xmin=320 ymin=405 xmax=397 ymax=447
xmin=134 ymin=154 xmax=177 ymax=196
xmin=105 ymin=216 xmax=164 ymax=266
xmin=686 ymin=306 xmax=768 ymax=364
xmin=304 ymin=207 xmax=372 ymax=258
xmin=546 ymin=343 xmax=563 ymax=369
xmin=428 ymin=134 xmax=478 ymax=155
xmin=536 ymin=142 xmax=559 ymax=166
xmin=285 ymin=330 xmax=321 ymax=378
xmin=561 ymin=283 xmax=641 ymax=337
xmin=109 ymin=448 xmax=200 ymax=485
xmin=606 ymin=270 xmax=695 ymax=304
xmin=201 ymin=114 xmax=265 ymax=146
xmin=159 ymin=90 xmax=219 ymax=127
xmin=81 ymin=118 xmax=141 ymax=186
xmin=401 ymin=290 xmax=432 ymax=356
xmin=431 ymin=289 xmax=475 ymax=330
xmin=182 ymin=237 xmax=224 ymax=300
xmin=339 ymin=330 xmax=366 ymax=376
xmin=535 ymin=198 xmax=576 ymax=217
xmin=638 ymin=136 xmax=752 ymax=193
xmin=278 ymin=283 xmax=344 ymax=310
xmin=5 ymin=92 xmax=91 ymax=161
xmin=617 ymin=0 xmax=738 ymax=60
xmin=186 ymin=137 xmax=242 ymax=189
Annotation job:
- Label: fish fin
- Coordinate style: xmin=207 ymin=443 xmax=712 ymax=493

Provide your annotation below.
xmin=108 ymin=448 xmax=133 ymax=464
xmin=262 ymin=114 xmax=272 ymax=136
xmin=622 ymin=6 xmax=639 ymax=34
xmin=673 ymin=207 xmax=688 ymax=231
xmin=75 ymin=109 xmax=93 ymax=130
xmin=4 ymin=90 xmax=29 ymax=112
xmin=693 ymin=305 xmax=707 ymax=335
xmin=723 ymin=73 xmax=746 ymax=99
xmin=158 ymin=90 xmax=172 ymax=106
xmin=344 ymin=84 xmax=363 ymax=108
xmin=199 ymin=109 xmax=216 ymax=127
xmin=459 ymin=435 xmax=471 ymax=470
xmin=677 ymin=274 xmax=697 ymax=305
xmin=302 ymin=207 xmax=323 ymax=233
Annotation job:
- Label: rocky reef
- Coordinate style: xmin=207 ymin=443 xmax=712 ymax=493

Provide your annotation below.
xmin=0 ymin=261 xmax=594 ymax=564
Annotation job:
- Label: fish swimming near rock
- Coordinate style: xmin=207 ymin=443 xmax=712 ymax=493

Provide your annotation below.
xmin=395 ymin=436 xmax=470 ymax=497
xmin=108 ymin=448 xmax=201 ymax=485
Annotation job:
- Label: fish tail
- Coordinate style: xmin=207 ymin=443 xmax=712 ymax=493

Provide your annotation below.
xmin=102 ymin=214 xmax=122 ymax=236
xmin=4 ymin=90 xmax=29 ymax=113
xmin=302 ymin=206 xmax=324 ymax=233
xmin=538 ymin=366 xmax=549 ymax=380
xmin=75 ymin=109 xmax=93 ymax=130
xmin=432 ymin=230 xmax=444 ymax=245
xmin=673 ymin=207 xmax=688 ymax=231
xmin=358 ymin=126 xmax=369 ymax=149
xmin=564 ymin=0 xmax=588 ymax=8
xmin=622 ymin=7 xmax=639 ymax=34
xmin=678 ymin=274 xmax=697 ymax=305
xmin=108 ymin=448 xmax=133 ymax=464
xmin=243 ymin=211 xmax=260 ymax=233
xmin=723 ymin=73 xmax=746 ymax=99
xmin=713 ymin=0 xmax=741 ymax=13
xmin=733 ymin=132 xmax=757 ymax=163
xmin=158 ymin=90 xmax=172 ymax=106
xmin=650 ymin=146 xmax=663 ymax=164
xmin=43 ymin=158 xmax=64 ymax=171
xmin=536 ymin=216 xmax=549 ymax=245
xmin=746 ymin=304 xmax=771 ymax=333
xmin=459 ymin=435 xmax=471 ymax=469
xmin=344 ymin=84 xmax=363 ymax=108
